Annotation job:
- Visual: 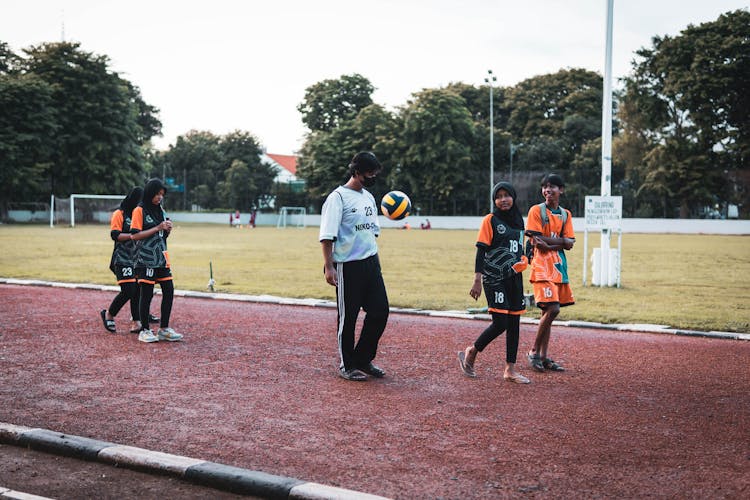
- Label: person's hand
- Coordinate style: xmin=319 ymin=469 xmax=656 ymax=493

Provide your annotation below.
xmin=324 ymin=264 xmax=337 ymax=286
xmin=469 ymin=278 xmax=482 ymax=300
xmin=512 ymin=255 xmax=528 ymax=273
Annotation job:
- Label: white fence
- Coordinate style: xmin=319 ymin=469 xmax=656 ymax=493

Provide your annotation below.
xmin=4 ymin=211 xmax=749 ymax=234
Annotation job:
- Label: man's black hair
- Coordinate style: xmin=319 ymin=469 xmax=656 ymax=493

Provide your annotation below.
xmin=541 ymin=173 xmax=565 ymax=188
xmin=348 ymin=151 xmax=382 ymax=176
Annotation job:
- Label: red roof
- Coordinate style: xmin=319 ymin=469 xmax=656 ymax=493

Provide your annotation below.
xmin=266 ymin=153 xmax=297 ymax=175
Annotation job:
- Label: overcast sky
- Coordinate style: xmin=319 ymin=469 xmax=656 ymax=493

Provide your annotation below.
xmin=3 ymin=1 xmax=747 ymax=154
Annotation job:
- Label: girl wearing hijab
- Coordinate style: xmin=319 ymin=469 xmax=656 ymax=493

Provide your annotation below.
xmin=131 ymin=178 xmax=183 ymax=343
xmin=101 ymin=187 xmax=146 ymax=333
xmin=458 ymin=181 xmax=530 ymax=383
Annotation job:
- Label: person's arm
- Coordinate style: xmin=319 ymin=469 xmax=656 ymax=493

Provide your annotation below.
xmin=470 ymin=246 xmax=485 ymax=300
xmin=131 ymin=220 xmax=170 ymax=241
xmin=130 ymin=208 xmax=171 ymax=241
xmin=532 ymin=234 xmax=574 ymax=251
xmin=321 ymin=239 xmax=337 ymax=286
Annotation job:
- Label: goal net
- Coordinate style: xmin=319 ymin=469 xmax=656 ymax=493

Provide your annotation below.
xmin=51 ymin=194 xmax=125 ymax=227
xmin=276 ymin=206 xmax=306 ymax=228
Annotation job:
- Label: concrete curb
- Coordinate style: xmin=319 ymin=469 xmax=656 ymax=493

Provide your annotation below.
xmin=0 ymin=486 xmax=53 ymax=500
xmin=1 ymin=277 xmax=747 ymax=341
xmin=0 ymin=423 xmax=390 ymax=500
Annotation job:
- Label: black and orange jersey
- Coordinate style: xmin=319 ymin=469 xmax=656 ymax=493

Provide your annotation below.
xmin=476 ymin=214 xmax=525 ymax=286
xmin=526 ymin=204 xmax=574 ymax=284
xmin=131 ymin=206 xmax=170 ymax=269
xmin=109 ymin=209 xmax=137 ymax=270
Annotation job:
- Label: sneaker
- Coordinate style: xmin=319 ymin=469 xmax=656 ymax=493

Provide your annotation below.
xmin=339 ymin=367 xmax=367 ymax=381
xmin=358 ymin=362 xmax=385 ymax=378
xmin=543 ymin=357 xmax=565 ymax=372
xmin=157 ymin=327 xmax=183 ymax=342
xmin=527 ymin=351 xmax=545 ymax=372
xmin=138 ymin=329 xmax=159 ymax=343
xmin=148 ymin=313 xmax=159 ymax=323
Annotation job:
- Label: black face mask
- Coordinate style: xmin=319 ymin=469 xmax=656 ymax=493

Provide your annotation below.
xmin=362 ymin=175 xmax=377 ymax=187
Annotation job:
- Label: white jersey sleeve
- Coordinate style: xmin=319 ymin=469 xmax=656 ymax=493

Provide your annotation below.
xmin=319 ymin=189 xmax=343 ymax=242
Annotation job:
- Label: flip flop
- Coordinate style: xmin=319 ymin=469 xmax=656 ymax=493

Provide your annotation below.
xmin=457 ymin=351 xmax=476 ymax=378
xmin=100 ymin=309 xmax=116 ymax=333
xmin=504 ymin=373 xmax=531 ymax=384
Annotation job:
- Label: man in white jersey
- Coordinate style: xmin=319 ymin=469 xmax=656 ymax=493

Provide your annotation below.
xmin=319 ymin=152 xmax=390 ymax=381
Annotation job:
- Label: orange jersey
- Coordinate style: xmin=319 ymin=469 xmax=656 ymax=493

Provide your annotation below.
xmin=526 ymin=204 xmax=574 ymax=284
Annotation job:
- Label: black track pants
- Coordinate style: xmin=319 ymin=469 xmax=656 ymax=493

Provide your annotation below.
xmin=335 ymin=254 xmax=389 ymax=371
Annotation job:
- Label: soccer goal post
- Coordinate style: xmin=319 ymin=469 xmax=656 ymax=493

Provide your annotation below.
xmin=276 ymin=206 xmax=306 ymax=228
xmin=50 ymin=194 xmax=125 ymax=227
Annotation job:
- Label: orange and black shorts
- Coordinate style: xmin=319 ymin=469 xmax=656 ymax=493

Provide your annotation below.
xmin=531 ymin=281 xmax=575 ymax=308
xmin=135 ymin=267 xmax=173 ymax=285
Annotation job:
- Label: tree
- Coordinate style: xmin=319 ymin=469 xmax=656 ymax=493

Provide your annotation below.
xmin=18 ymin=42 xmax=161 ymax=197
xmin=621 ymin=10 xmax=750 ymax=217
xmin=297 ymin=73 xmax=374 ymax=132
xmin=220 ymin=131 xmax=275 ymax=210
xmin=162 ymin=131 xmax=224 ymax=210
xmin=0 ymin=72 xmax=57 ymax=215
xmin=506 ymin=68 xmax=602 ymax=145
xmin=399 ymin=88 xmax=477 ymax=215
xmin=296 ymin=102 xmax=401 ymax=211
xmin=221 ymin=160 xmax=254 ymax=211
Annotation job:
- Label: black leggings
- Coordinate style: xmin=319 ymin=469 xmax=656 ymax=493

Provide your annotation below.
xmin=139 ymin=280 xmax=173 ymax=330
xmin=108 ymin=282 xmax=139 ymax=320
xmin=473 ymin=313 xmax=520 ymax=364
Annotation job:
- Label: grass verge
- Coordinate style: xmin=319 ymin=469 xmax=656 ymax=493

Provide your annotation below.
xmin=0 ymin=224 xmax=747 ymax=332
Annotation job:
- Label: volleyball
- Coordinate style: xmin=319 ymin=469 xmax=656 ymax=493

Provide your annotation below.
xmin=380 ymin=190 xmax=412 ymax=220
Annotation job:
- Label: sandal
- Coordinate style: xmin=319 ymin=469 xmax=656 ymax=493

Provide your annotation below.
xmin=457 ymin=351 xmax=476 ymax=378
xmin=543 ymin=357 xmax=565 ymax=372
xmin=100 ymin=309 xmax=116 ymax=333
xmin=527 ymin=351 xmax=545 ymax=372
xmin=504 ymin=373 xmax=531 ymax=384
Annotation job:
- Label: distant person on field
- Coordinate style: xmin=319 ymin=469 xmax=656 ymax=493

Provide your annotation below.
xmin=100 ymin=187 xmax=157 ymax=334
xmin=525 ymin=173 xmax=575 ymax=373
xmin=319 ymin=151 xmax=390 ymax=382
xmin=232 ymin=209 xmax=241 ymax=227
xmin=131 ymin=178 xmax=183 ymax=344
xmin=249 ymin=209 xmax=257 ymax=228
xmin=420 ymin=219 xmax=431 ymax=230
xmin=458 ymin=181 xmax=530 ymax=383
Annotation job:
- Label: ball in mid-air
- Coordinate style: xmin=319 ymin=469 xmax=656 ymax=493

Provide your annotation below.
xmin=380 ymin=190 xmax=411 ymax=220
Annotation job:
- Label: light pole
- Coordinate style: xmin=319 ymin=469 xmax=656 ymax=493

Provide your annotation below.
xmin=509 ymin=141 xmax=522 ymax=185
xmin=484 ymin=69 xmax=497 ymax=211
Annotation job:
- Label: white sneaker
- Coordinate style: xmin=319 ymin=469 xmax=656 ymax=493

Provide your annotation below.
xmin=157 ymin=327 xmax=183 ymax=342
xmin=138 ymin=329 xmax=159 ymax=343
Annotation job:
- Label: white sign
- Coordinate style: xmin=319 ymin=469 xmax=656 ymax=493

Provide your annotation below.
xmin=585 ymin=196 xmax=622 ymax=230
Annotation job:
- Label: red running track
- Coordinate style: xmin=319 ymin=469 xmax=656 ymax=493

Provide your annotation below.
xmin=1 ymin=284 xmax=748 ymax=499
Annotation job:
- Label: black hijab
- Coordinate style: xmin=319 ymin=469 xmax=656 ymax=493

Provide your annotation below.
xmin=141 ymin=178 xmax=167 ymax=223
xmin=491 ymin=181 xmax=524 ymax=230
xmin=120 ymin=187 xmax=143 ymax=218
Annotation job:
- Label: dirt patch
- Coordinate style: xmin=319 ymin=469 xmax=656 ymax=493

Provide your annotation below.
xmin=1 ymin=284 xmax=748 ymax=499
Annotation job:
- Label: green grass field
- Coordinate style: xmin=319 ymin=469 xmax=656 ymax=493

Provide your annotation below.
xmin=0 ymin=224 xmax=748 ymax=333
